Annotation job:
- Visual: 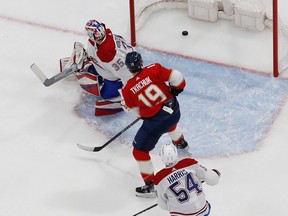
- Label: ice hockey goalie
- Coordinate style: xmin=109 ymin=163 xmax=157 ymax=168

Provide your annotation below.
xmin=60 ymin=20 xmax=134 ymax=116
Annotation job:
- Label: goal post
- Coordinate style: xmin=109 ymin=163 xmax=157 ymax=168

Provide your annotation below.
xmin=272 ymin=0 xmax=278 ymax=77
xmin=129 ymin=0 xmax=288 ymax=77
xmin=129 ymin=0 xmax=136 ymax=47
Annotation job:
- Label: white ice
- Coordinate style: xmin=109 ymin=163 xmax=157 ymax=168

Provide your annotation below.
xmin=0 ymin=0 xmax=287 ymax=215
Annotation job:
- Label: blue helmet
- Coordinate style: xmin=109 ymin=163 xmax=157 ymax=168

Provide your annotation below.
xmin=125 ymin=51 xmax=143 ymax=73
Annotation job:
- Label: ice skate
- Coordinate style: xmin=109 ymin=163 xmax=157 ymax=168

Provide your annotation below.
xmin=135 ymin=181 xmax=155 ymax=198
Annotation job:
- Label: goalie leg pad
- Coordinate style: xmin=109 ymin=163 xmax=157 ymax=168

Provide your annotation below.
xmin=80 ymin=81 xmax=100 ymax=96
xmin=74 ymin=64 xmax=102 ymax=96
xmin=95 ymin=97 xmax=123 ymax=116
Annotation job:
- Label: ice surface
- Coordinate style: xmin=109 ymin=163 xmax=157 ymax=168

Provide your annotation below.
xmin=0 ymin=0 xmax=288 ymax=215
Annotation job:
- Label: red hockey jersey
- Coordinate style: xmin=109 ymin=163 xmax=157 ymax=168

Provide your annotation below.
xmin=121 ymin=63 xmax=186 ymax=117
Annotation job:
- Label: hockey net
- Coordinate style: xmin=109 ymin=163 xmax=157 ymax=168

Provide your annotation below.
xmin=129 ymin=0 xmax=288 ymax=77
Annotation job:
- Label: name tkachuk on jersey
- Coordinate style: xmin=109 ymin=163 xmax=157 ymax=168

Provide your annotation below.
xmin=122 ymin=63 xmax=185 ymax=118
xmin=130 ymin=76 xmax=152 ymax=93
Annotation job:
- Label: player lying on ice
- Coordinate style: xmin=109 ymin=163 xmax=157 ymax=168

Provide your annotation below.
xmin=61 ymin=19 xmax=134 ymax=116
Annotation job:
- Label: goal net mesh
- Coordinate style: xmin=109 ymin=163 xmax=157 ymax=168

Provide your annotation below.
xmin=131 ymin=0 xmax=288 ymax=76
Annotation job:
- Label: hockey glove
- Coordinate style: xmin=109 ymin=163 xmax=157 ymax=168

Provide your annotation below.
xmin=212 ymin=169 xmax=221 ymax=177
xmin=74 ymin=42 xmax=89 ymax=69
xmin=170 ymin=87 xmax=183 ymax=96
xmin=65 ymin=42 xmax=90 ymax=72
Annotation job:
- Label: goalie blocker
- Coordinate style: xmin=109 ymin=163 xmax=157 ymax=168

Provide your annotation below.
xmin=60 ymin=48 xmax=123 ymax=116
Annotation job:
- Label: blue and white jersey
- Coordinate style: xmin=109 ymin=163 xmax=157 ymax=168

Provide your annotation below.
xmin=154 ymin=158 xmax=220 ymax=216
xmin=86 ymin=28 xmax=133 ymax=84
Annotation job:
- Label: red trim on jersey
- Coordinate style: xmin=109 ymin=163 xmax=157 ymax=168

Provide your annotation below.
xmin=96 ymin=29 xmax=116 ymax=63
xmin=154 ymin=158 xmax=198 ymax=185
xmin=170 ymin=201 xmax=208 ymax=216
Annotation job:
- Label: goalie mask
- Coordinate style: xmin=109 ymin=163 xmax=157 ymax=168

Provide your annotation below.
xmin=85 ymin=20 xmax=106 ymax=45
xmin=160 ymin=144 xmax=178 ymax=167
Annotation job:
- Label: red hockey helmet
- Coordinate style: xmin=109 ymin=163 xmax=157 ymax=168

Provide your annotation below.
xmin=85 ymin=20 xmax=106 ymax=44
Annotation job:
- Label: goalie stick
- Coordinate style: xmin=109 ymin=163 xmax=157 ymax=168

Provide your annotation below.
xmin=30 ymin=63 xmax=77 ymax=87
xmin=77 ymin=118 xmax=141 ymax=152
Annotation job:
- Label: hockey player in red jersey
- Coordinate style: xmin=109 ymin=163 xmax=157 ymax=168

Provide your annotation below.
xmin=62 ymin=20 xmax=134 ymax=116
xmin=155 ymin=144 xmax=221 ymax=216
xmin=121 ymin=51 xmax=189 ymax=198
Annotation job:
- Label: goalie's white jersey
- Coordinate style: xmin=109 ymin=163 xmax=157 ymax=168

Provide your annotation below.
xmin=86 ymin=28 xmax=134 ymax=84
xmin=154 ymin=158 xmax=220 ymax=216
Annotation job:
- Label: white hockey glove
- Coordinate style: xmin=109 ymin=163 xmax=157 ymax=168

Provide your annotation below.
xmin=196 ymin=165 xmax=207 ymax=180
xmin=64 ymin=42 xmax=90 ymax=71
xmin=118 ymin=89 xmax=141 ymax=117
xmin=196 ymin=165 xmax=220 ymax=186
xmin=119 ymin=94 xmax=130 ymax=113
xmin=117 ymin=89 xmax=127 ymax=111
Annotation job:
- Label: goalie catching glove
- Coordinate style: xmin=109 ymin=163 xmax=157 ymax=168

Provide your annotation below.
xmin=64 ymin=41 xmax=90 ymax=71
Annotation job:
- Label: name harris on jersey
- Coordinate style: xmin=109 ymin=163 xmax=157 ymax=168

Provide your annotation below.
xmin=166 ymin=169 xmax=188 ymax=184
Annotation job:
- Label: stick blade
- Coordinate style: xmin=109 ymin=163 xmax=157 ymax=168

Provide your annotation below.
xmin=30 ymin=63 xmax=48 ymax=83
xmin=77 ymin=143 xmax=103 ymax=152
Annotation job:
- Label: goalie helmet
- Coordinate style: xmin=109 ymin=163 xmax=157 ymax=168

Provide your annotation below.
xmin=125 ymin=51 xmax=143 ymax=73
xmin=160 ymin=144 xmax=178 ymax=167
xmin=85 ymin=20 xmax=106 ymax=45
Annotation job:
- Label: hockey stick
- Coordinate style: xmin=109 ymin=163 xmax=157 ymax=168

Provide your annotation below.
xmin=77 ymin=118 xmax=141 ymax=152
xmin=30 ymin=63 xmax=77 ymax=87
xmin=132 ymin=204 xmax=158 ymax=216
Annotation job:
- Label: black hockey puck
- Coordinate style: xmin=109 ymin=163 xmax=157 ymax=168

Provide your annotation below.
xmin=182 ymin=31 xmax=188 ymax=36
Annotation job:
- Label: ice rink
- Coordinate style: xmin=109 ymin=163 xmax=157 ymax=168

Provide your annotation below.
xmin=0 ymin=0 xmax=288 ymax=215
